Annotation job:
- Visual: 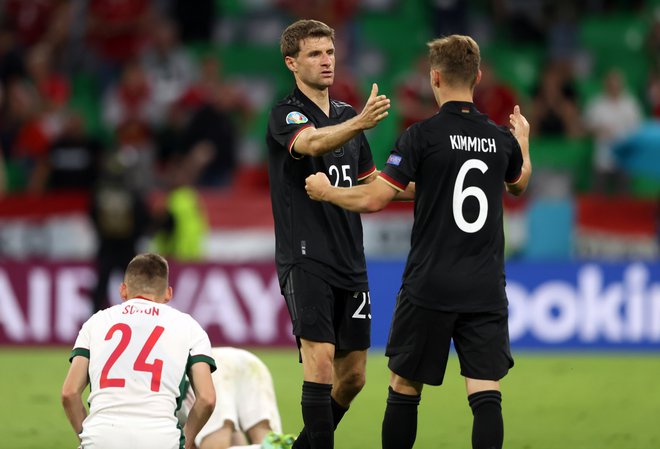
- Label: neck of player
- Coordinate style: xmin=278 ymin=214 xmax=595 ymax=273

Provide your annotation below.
xmin=434 ymin=86 xmax=474 ymax=108
xmin=298 ymin=80 xmax=331 ymax=116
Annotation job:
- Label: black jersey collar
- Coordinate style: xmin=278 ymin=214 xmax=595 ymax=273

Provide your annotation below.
xmin=440 ymin=101 xmax=480 ymax=115
xmin=293 ymin=87 xmax=334 ymax=118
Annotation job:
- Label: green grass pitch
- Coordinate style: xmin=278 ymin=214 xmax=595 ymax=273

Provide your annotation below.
xmin=2 ymin=347 xmax=659 ymax=448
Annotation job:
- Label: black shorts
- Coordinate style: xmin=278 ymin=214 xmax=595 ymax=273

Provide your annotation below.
xmin=385 ymin=289 xmax=513 ymax=386
xmin=282 ymin=266 xmax=371 ymax=352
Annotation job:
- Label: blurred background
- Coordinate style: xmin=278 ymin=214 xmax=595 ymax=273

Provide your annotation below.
xmin=0 ymin=0 xmax=659 ymax=350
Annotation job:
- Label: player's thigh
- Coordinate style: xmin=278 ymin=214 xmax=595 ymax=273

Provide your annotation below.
xmin=236 ymin=353 xmax=282 ymax=434
xmin=453 ymin=307 xmax=514 ymax=381
xmin=385 ymin=289 xmax=456 ymax=386
xmin=282 ymin=267 xmax=336 ymax=344
xmin=333 ymin=287 xmax=371 ymax=351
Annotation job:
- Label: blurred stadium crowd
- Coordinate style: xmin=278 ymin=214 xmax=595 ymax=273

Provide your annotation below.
xmin=0 ymin=0 xmax=658 ymax=262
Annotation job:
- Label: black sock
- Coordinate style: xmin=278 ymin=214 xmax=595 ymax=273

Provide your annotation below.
xmin=292 ymin=381 xmax=333 ymax=449
xmin=382 ymin=386 xmax=421 ymax=449
xmin=294 ymin=394 xmax=349 ymax=448
xmin=330 ymin=396 xmax=348 ymax=428
xmin=468 ymin=390 xmax=503 ymax=449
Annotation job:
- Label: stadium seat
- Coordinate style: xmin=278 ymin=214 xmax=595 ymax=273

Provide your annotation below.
xmin=482 ymin=42 xmax=544 ymax=98
xmin=530 ymin=137 xmax=594 ymax=192
xmin=579 ymin=14 xmax=650 ymax=97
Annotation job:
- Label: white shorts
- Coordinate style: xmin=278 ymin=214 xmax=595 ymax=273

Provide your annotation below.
xmin=192 ymin=348 xmax=282 ymax=446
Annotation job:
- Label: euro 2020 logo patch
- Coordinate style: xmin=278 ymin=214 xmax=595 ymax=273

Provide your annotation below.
xmin=286 ymin=111 xmax=309 ymax=124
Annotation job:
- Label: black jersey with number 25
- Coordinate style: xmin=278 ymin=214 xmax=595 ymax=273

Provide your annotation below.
xmin=380 ymin=101 xmax=523 ymax=312
xmin=267 ymin=88 xmax=376 ymax=291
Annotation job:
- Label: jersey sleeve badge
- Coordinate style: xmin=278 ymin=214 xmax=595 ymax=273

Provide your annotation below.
xmin=386 ymin=154 xmax=402 ymax=166
xmin=286 ymin=111 xmax=309 ymax=124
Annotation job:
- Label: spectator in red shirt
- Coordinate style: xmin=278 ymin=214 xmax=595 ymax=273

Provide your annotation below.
xmin=474 ymin=62 xmax=518 ymax=126
xmin=85 ymin=0 xmax=152 ymax=89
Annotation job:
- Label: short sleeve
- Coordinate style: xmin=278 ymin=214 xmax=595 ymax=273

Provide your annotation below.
xmin=505 ymin=133 xmax=523 ymax=184
xmin=69 ymin=318 xmax=92 ymax=362
xmin=357 ymin=133 xmax=376 ymax=181
xmin=379 ymin=125 xmax=419 ymax=191
xmin=268 ymin=105 xmax=314 ymax=159
xmin=187 ymin=318 xmax=217 ymax=373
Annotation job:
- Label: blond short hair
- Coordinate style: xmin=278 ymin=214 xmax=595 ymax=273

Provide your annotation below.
xmin=280 ymin=19 xmax=335 ymax=58
xmin=124 ymin=253 xmax=169 ymax=296
xmin=427 ymin=35 xmax=481 ymax=88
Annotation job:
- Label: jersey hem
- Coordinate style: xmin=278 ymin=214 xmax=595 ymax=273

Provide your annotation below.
xmin=287 ymin=125 xmax=313 ymax=159
xmin=378 ymin=172 xmax=406 ymax=191
xmin=69 ymin=347 xmax=90 ymax=362
xmin=187 ymin=354 xmax=217 ymax=373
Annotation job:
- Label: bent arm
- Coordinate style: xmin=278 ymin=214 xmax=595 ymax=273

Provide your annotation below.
xmin=307 ymin=173 xmax=398 ymax=213
xmin=361 ymin=171 xmax=415 ymax=201
xmin=61 ymin=356 xmax=89 ymax=440
xmin=506 ymin=105 xmax=532 ymax=196
xmin=293 ymin=83 xmax=390 ymax=157
xmin=184 ymin=362 xmax=216 ymax=449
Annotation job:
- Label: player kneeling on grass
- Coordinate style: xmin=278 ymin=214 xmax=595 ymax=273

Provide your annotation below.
xmin=178 ymin=347 xmax=295 ymax=449
xmin=62 ymin=253 xmax=216 ymax=449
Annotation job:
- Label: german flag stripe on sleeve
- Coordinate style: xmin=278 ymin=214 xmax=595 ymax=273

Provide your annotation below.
xmin=378 ymin=172 xmax=406 ymax=191
xmin=287 ymin=125 xmax=314 ymax=158
xmin=357 ymin=165 xmax=377 ymax=181
xmin=505 ymin=170 xmax=523 ymax=185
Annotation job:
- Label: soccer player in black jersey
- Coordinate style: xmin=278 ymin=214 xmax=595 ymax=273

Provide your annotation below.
xmin=266 ymin=19 xmax=412 ymax=449
xmin=306 ymin=35 xmax=531 ymax=449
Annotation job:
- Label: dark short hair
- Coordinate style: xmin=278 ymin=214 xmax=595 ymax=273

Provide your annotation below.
xmin=280 ymin=19 xmax=335 ymax=58
xmin=427 ymin=35 xmax=481 ymax=88
xmin=124 ymin=253 xmax=169 ymax=295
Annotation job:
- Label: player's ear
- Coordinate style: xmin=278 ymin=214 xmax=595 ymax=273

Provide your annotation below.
xmin=431 ymin=69 xmax=441 ymax=88
xmin=475 ymin=69 xmax=482 ymax=87
xmin=284 ymin=56 xmax=296 ymax=73
xmin=119 ymin=282 xmax=129 ymax=301
xmin=164 ymin=286 xmax=173 ymax=304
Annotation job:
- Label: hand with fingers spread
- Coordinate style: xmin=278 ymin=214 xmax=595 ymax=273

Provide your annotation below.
xmin=509 ymin=105 xmax=530 ymax=140
xmin=356 ymin=83 xmax=391 ymax=129
xmin=305 ymin=172 xmax=331 ymax=201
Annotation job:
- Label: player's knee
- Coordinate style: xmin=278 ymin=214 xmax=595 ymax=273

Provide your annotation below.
xmin=338 ymin=369 xmax=366 ymax=395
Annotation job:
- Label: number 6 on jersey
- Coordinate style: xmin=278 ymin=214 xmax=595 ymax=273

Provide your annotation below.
xmin=453 ymin=159 xmax=488 ymax=233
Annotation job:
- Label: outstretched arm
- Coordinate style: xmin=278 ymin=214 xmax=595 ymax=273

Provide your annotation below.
xmin=506 ymin=105 xmax=532 ymax=196
xmin=61 ymin=356 xmax=90 ymax=441
xmin=292 ymin=83 xmax=390 ymax=157
xmin=306 ymin=173 xmax=399 ymax=213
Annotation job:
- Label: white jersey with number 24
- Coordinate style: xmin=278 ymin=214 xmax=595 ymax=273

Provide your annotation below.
xmin=72 ymin=297 xmax=215 ymax=449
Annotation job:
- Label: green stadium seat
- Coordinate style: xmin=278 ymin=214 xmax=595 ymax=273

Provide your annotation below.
xmin=482 ymin=42 xmax=545 ymax=98
xmin=579 ymin=15 xmax=650 ymax=97
xmin=531 ymin=137 xmax=594 ymax=192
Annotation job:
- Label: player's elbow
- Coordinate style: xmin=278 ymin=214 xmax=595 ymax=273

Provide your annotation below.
xmin=506 ymin=169 xmax=531 ymax=196
xmin=195 ymin=391 xmax=216 ymax=417
xmin=362 ymin=194 xmax=390 ymax=213
xmin=506 ymin=182 xmax=527 ymax=196
xmin=61 ymin=387 xmax=79 ymax=409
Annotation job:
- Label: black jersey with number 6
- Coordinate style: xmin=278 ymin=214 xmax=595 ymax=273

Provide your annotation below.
xmin=267 ymin=88 xmax=376 ymax=291
xmin=380 ymin=101 xmax=523 ymax=312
